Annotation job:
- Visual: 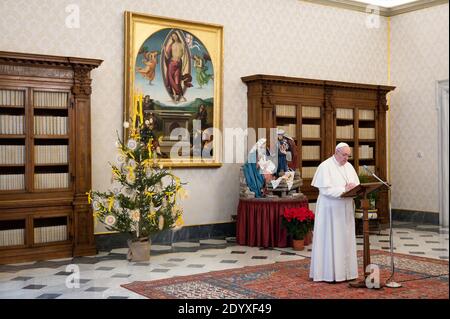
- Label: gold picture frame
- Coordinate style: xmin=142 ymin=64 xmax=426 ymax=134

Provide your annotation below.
xmin=124 ymin=11 xmax=223 ymax=168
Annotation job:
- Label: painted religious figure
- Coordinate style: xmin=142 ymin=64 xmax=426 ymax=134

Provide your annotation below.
xmin=134 ymin=27 xmax=215 ymax=159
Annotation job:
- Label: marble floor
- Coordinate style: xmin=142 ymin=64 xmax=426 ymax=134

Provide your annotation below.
xmin=0 ymin=222 xmax=448 ymax=299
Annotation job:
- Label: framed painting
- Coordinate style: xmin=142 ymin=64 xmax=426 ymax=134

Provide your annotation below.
xmin=124 ymin=11 xmax=223 ymax=167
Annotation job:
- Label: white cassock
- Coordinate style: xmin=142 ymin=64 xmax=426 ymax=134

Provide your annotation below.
xmin=309 ymin=155 xmax=360 ymax=282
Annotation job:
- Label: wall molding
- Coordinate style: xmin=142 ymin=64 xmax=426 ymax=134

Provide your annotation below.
xmin=300 ymin=0 xmax=449 ymax=16
xmin=392 ymin=209 xmax=440 ymax=224
xmin=95 ymin=222 xmax=236 ymax=251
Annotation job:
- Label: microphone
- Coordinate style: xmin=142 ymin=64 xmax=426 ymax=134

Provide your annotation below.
xmin=363 ymin=165 xmax=374 ymax=176
xmin=363 ymin=165 xmax=392 ymax=188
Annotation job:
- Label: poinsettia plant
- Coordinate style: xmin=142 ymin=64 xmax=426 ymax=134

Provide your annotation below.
xmin=282 ymin=207 xmax=315 ymax=240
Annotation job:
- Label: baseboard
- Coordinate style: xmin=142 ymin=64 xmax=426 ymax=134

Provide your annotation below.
xmin=95 ymin=222 xmax=236 ymax=251
xmin=392 ymin=209 xmax=440 ymax=225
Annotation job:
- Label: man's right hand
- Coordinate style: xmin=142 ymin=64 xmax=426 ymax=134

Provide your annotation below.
xmin=345 ymin=183 xmax=357 ymax=192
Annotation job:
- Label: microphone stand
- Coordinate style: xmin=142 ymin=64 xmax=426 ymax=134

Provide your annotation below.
xmin=366 ymin=168 xmax=401 ymax=288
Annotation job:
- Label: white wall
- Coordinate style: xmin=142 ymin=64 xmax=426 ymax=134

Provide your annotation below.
xmin=390 ymin=4 xmax=449 ymax=213
xmin=0 ymin=0 xmax=389 ymax=232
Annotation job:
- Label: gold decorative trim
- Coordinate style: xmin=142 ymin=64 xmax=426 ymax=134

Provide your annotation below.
xmin=299 ymin=0 xmax=448 ymax=16
xmin=123 ymin=12 xmax=224 ymax=168
xmin=387 ymin=17 xmax=391 ymax=182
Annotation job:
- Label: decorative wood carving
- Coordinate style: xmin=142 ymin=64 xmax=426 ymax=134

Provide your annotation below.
xmin=0 ymin=51 xmax=102 ymax=264
xmin=241 ymin=74 xmax=395 ymax=226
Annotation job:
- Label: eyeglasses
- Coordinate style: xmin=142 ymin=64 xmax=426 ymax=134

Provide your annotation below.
xmin=338 ymin=150 xmax=352 ymax=158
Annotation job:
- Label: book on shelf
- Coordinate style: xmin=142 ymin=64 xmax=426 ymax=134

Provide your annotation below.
xmin=276 ymin=124 xmax=296 ymax=138
xmin=359 ymin=109 xmax=375 ymax=120
xmin=336 ymin=108 xmax=354 ymax=120
xmin=34 ymin=173 xmax=69 ymax=189
xmin=0 ymin=174 xmax=25 ymax=190
xmin=301 ymin=166 xmax=318 ymax=179
xmin=359 ymin=145 xmax=374 ymax=159
xmin=302 ymin=145 xmax=320 ymax=160
xmin=35 ymin=145 xmax=68 ymax=164
xmin=302 ymin=106 xmax=320 ymax=118
xmin=275 ymin=104 xmax=296 ymax=117
xmin=34 ymin=116 xmax=68 ymax=135
xmin=336 ymin=125 xmax=354 ymax=139
xmin=0 ymin=89 xmax=24 ymax=107
xmin=34 ymin=225 xmax=67 ymax=243
xmin=359 ymin=128 xmax=375 ymax=139
xmin=34 ymin=91 xmax=68 ymax=109
xmin=302 ymin=124 xmax=320 ymax=138
xmin=0 ymin=145 xmax=25 ymax=165
xmin=0 ymin=115 xmax=24 ymax=134
xmin=0 ymin=228 xmax=25 ymax=246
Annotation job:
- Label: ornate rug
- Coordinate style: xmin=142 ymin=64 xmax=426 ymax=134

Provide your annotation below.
xmin=121 ymin=250 xmax=449 ymax=299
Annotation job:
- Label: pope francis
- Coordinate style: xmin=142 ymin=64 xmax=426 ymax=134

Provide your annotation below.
xmin=309 ymin=142 xmax=360 ymax=283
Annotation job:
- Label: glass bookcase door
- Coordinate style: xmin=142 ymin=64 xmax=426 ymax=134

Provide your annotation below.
xmin=0 ymin=88 xmax=26 ymax=192
xmin=357 ymin=108 xmax=376 ymax=176
xmin=300 ymin=105 xmax=322 ymax=180
xmin=32 ymin=90 xmax=71 ymax=191
xmin=335 ymin=107 xmax=355 ymax=167
xmin=0 ymin=219 xmax=26 ymax=247
xmin=275 ymin=104 xmax=297 ymax=139
xmin=33 ymin=215 xmax=69 ymax=245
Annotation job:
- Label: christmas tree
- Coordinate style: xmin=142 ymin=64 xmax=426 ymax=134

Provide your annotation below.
xmin=88 ymin=119 xmax=187 ymax=242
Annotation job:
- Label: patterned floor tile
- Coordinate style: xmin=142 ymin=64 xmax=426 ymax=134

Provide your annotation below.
xmin=11 ymin=276 xmax=33 ymax=281
xmin=130 ymin=262 xmax=150 ymax=267
xmin=220 ymin=260 xmax=238 ymax=263
xmin=167 ymin=258 xmax=185 ymax=262
xmin=111 ymin=274 xmax=131 ymax=278
xmin=95 ymin=266 xmax=115 ymax=271
xmin=109 ymin=248 xmax=129 ymax=255
xmin=23 ymin=284 xmax=46 ymax=290
xmin=159 ymin=263 xmax=178 ymax=267
xmin=1 ymin=224 xmax=447 ymax=299
xmin=150 ymin=245 xmax=172 ymax=251
xmin=187 ymin=264 xmax=205 ymax=268
xmin=54 ymin=271 xmax=73 ymax=276
xmin=150 ymin=269 xmax=170 ymax=273
xmin=36 ymin=293 xmax=62 ymax=299
xmin=85 ymin=287 xmax=108 ymax=292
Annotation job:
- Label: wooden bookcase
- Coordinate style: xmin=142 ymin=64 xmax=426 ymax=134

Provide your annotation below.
xmin=0 ymin=51 xmax=102 ymax=264
xmin=241 ymin=74 xmax=395 ymax=226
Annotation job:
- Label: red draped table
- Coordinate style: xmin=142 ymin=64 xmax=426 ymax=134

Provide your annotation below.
xmin=236 ymin=196 xmax=309 ymax=248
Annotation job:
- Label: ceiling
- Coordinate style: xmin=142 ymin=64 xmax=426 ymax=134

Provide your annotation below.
xmin=351 ymin=0 xmax=421 ymax=8
xmin=301 ymin=0 xmax=448 ymax=16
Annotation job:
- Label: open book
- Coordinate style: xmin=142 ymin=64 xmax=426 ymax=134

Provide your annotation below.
xmin=341 ymin=182 xmax=385 ymax=198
